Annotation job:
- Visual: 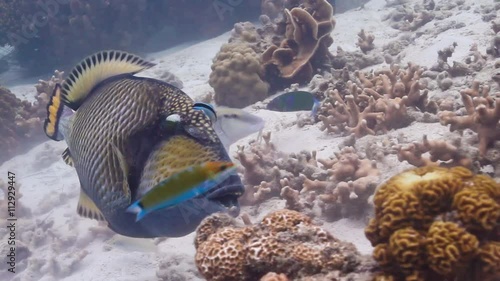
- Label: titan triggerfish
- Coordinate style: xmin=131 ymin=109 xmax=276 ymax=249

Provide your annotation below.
xmin=44 ymin=50 xmax=245 ymax=238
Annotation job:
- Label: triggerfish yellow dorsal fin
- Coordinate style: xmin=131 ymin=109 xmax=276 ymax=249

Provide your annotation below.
xmin=110 ymin=143 xmax=132 ymax=203
xmin=60 ymin=50 xmax=156 ymax=110
xmin=77 ymin=190 xmax=106 ymax=221
xmin=61 ymin=148 xmax=74 ymax=167
xmin=44 ymin=84 xmax=65 ymax=141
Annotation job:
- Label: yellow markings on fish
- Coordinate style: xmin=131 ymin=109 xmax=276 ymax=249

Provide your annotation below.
xmin=77 ymin=190 xmax=106 ymax=221
xmin=60 ymin=50 xmax=156 ymax=110
xmin=43 ymin=84 xmax=64 ymax=140
xmin=128 ymin=161 xmax=236 ymax=221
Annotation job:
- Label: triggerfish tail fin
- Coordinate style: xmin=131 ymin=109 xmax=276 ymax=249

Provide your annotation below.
xmin=210 ymin=107 xmax=265 ymax=149
xmin=44 ymin=83 xmax=73 ymax=141
xmin=60 ymin=50 xmax=156 ymax=110
xmin=126 ymin=161 xmax=236 ymax=222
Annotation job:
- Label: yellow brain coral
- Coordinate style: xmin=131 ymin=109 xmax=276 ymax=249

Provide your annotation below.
xmin=366 ymin=166 xmax=500 ymax=281
xmin=426 ymin=221 xmax=479 ymax=276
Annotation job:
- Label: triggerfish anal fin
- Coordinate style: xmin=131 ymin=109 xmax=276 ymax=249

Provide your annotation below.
xmin=266 ymin=91 xmax=320 ymax=113
xmin=43 ymin=84 xmax=66 ymax=141
xmin=77 ymin=190 xmax=106 ymax=222
xmin=61 ymin=148 xmax=74 ymax=167
xmin=60 ymin=50 xmax=156 ymax=110
xmin=127 ymin=161 xmax=236 ymax=222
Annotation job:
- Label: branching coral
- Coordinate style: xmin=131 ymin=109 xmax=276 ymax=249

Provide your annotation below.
xmin=235 ymin=133 xmax=379 ymax=220
xmin=439 ymin=89 xmax=500 ymax=157
xmin=395 ymin=134 xmax=474 ymax=168
xmin=356 ymin=29 xmax=375 ymax=54
xmin=366 ymin=166 xmax=500 ymax=281
xmin=316 ymin=63 xmax=437 ymax=138
xmin=0 ymin=85 xmax=48 ymax=164
xmin=383 ymin=4 xmax=434 ymax=31
xmin=195 ymin=209 xmax=365 ymax=281
xmin=209 ymin=43 xmax=270 ymax=108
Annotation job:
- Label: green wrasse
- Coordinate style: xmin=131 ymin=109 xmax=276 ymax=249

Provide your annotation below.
xmin=127 ymin=161 xmax=236 ymax=221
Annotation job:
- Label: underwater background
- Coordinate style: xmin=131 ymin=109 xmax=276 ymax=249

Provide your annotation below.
xmin=1 ymin=0 xmax=499 ymax=280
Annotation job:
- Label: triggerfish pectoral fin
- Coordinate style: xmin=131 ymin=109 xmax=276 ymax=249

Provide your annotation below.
xmin=126 ymin=161 xmax=236 ymax=222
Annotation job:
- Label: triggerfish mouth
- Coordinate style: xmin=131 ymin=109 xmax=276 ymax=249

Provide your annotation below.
xmin=43 ymin=50 xmax=253 ymax=238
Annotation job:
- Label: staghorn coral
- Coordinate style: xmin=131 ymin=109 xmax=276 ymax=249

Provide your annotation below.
xmin=209 ymin=43 xmax=270 ymax=108
xmin=235 ymin=133 xmax=379 ymax=220
xmin=366 ymin=166 xmax=500 ymax=281
xmin=195 ymin=209 xmax=366 ymax=281
xmin=439 ymin=88 xmax=500 ymax=157
xmin=356 ymin=29 xmax=375 ymax=54
xmin=316 ymin=63 xmax=437 ymax=138
xmin=395 ymin=134 xmax=474 ymax=168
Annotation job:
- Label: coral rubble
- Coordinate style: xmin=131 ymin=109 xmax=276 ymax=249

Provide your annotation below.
xmin=195 ymin=209 xmax=371 ymax=281
xmin=366 ymin=166 xmax=500 ymax=281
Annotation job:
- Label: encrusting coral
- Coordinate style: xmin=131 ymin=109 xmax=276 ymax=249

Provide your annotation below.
xmin=365 ymin=166 xmax=500 ymax=281
xmin=235 ymin=132 xmax=379 ymax=221
xmin=195 ymin=209 xmax=369 ymax=281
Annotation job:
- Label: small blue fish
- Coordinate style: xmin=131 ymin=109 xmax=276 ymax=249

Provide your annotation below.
xmin=266 ymin=91 xmax=320 ymax=117
xmin=127 ymin=161 xmax=236 ymax=222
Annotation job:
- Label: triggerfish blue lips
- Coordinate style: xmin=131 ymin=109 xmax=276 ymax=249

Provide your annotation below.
xmin=204 ymin=173 xmax=244 ymax=212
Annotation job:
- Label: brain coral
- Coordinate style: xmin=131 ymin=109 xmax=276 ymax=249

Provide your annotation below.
xmin=195 ymin=209 xmax=363 ymax=281
xmin=209 ymin=43 xmax=270 ymax=108
xmin=366 ymin=166 xmax=500 ymax=281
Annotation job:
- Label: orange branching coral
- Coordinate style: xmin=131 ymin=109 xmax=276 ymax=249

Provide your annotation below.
xmin=439 ymin=89 xmax=500 ymax=156
xmin=236 ymin=133 xmax=379 ymax=220
xmin=195 ymin=209 xmax=363 ymax=281
xmin=262 ymin=0 xmax=336 ymax=84
xmin=317 ymin=63 xmax=437 ymax=138
xmin=366 ymin=166 xmax=500 ymax=281
xmin=395 ymin=134 xmax=473 ymax=168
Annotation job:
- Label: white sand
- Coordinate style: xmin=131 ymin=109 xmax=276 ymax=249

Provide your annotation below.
xmin=1 ymin=0 xmax=496 ymax=280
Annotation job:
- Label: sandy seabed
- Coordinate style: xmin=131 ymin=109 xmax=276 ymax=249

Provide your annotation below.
xmin=1 ymin=0 xmax=498 ymax=280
